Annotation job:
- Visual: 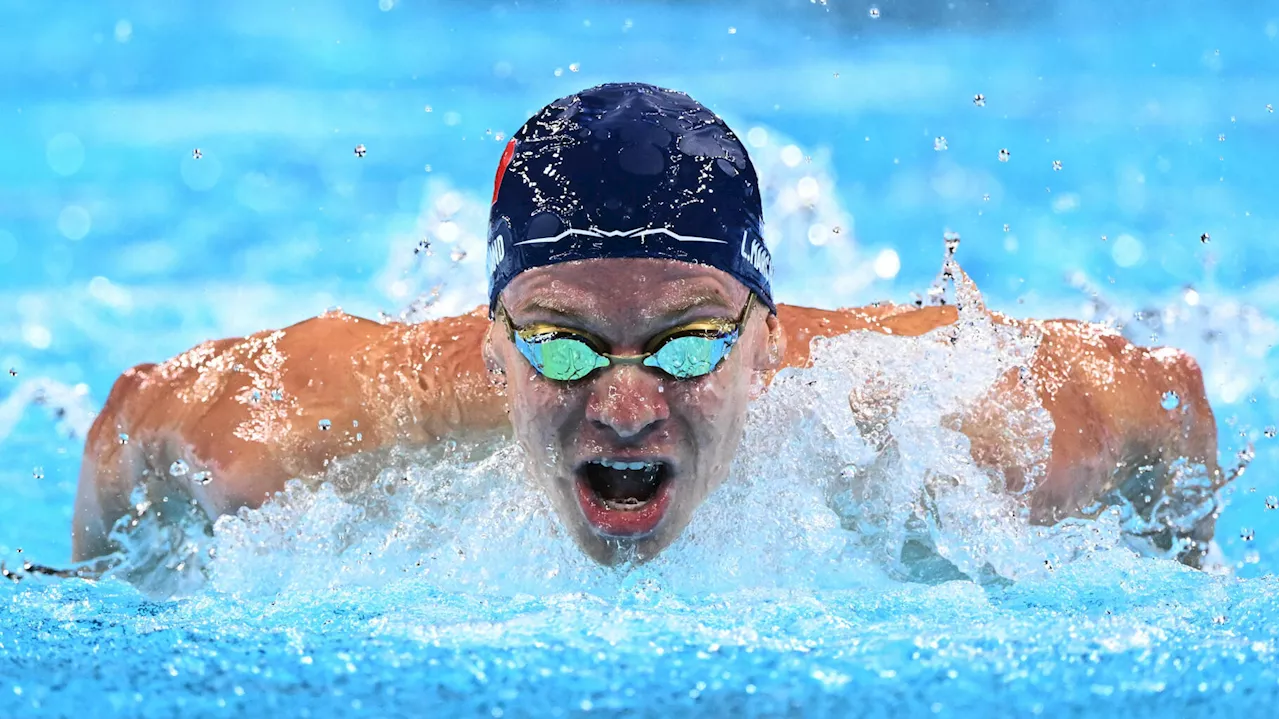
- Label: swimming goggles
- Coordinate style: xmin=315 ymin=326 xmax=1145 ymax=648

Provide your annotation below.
xmin=499 ymin=297 xmax=753 ymax=382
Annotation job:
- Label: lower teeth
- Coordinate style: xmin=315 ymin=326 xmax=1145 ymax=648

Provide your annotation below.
xmin=603 ymin=497 xmax=649 ymax=510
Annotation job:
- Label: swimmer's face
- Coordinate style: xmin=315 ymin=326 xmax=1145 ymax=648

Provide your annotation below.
xmin=486 ymin=258 xmax=782 ymax=564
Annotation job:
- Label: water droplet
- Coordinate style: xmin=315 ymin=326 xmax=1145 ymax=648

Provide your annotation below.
xmin=353 ymin=144 xmax=367 ymax=158
xmin=933 ymin=136 xmax=948 ymax=151
xmin=943 ymin=230 xmax=961 ymax=255
xmin=32 ymin=467 xmax=43 ymax=480
xmin=1240 ymin=527 xmax=1255 ymax=541
xmin=1199 ymin=232 xmax=1210 ymax=243
xmin=973 ymin=93 xmax=986 ymax=107
xmin=270 ymin=388 xmax=284 ymax=401
xmin=318 ymin=419 xmax=332 ymax=431
xmin=192 ymin=470 xmax=212 ymax=485
xmin=1264 ymin=496 xmax=1277 ymax=510
xmin=1160 ymin=391 xmax=1180 ymax=411
xmin=1052 ymin=160 xmax=1063 ymax=171
xmin=998 ymin=148 xmax=1011 ymax=162
xmin=868 ymin=6 xmax=881 ymax=18
xmin=191 ymin=148 xmax=203 ymax=160
xmin=118 ymin=433 xmax=129 ymax=445
xmin=568 ymin=62 xmax=580 ymax=73
xmin=169 ymin=459 xmax=189 ymax=477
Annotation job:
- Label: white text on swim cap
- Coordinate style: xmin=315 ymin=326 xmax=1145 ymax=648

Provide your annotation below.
xmin=739 ymin=231 xmax=773 ymax=284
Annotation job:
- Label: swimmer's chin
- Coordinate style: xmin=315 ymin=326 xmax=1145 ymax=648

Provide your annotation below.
xmin=570 ymin=524 xmax=678 ymax=567
xmin=557 ymin=485 xmax=686 ymax=566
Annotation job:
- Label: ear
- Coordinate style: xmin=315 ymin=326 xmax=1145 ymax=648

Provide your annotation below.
xmin=751 ymin=308 xmax=785 ymax=372
xmin=482 ymin=320 xmax=506 ymax=374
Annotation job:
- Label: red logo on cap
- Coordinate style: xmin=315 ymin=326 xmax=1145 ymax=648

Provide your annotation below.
xmin=492 ymin=138 xmax=516 ymax=204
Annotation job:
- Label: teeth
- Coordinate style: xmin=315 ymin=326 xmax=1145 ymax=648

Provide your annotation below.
xmin=603 ymin=497 xmax=650 ymax=510
xmin=593 ymin=459 xmax=659 ymax=472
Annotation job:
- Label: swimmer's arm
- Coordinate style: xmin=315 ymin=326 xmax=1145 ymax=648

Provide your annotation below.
xmin=790 ymin=302 xmax=1219 ymax=554
xmin=71 ymin=310 xmax=506 ymax=561
xmin=1008 ymin=317 xmax=1220 ymax=522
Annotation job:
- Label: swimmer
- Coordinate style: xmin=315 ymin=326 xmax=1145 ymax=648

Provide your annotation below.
xmin=71 ymin=83 xmax=1223 ymax=572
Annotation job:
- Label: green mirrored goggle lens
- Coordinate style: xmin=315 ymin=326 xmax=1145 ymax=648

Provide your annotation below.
xmin=641 ymin=334 xmax=734 ymax=379
xmin=516 ymin=336 xmax=610 ymax=381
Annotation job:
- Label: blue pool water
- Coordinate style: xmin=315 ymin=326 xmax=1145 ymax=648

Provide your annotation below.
xmin=1 ymin=0 xmax=1277 ymax=716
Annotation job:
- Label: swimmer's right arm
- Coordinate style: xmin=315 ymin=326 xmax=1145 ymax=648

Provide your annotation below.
xmin=71 ymin=309 xmax=507 ymax=561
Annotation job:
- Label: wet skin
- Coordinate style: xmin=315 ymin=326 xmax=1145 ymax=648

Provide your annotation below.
xmin=72 ymin=259 xmax=1221 ymax=567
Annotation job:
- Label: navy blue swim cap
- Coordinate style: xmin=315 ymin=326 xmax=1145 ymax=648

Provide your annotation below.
xmin=486 ymin=82 xmax=775 ymax=317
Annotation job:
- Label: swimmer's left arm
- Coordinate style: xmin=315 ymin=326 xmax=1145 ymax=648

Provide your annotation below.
xmin=789 ymin=302 xmax=1220 ymax=563
xmin=1008 ymin=316 xmax=1220 ymax=517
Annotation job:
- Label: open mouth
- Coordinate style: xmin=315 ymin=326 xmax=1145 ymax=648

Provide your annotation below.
xmin=573 ymin=458 xmax=674 ymax=537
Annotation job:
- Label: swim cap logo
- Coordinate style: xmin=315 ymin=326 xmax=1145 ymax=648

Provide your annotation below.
xmin=739 ymin=232 xmax=773 ymax=284
xmin=487 ymin=229 xmax=507 ymax=281
xmin=492 ymin=138 xmax=516 ymax=205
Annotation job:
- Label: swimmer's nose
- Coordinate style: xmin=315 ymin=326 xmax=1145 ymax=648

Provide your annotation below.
xmin=585 ymin=365 xmax=670 ymax=439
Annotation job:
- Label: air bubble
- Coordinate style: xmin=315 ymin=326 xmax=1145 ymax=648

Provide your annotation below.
xmin=6 ymin=369 xmax=14 ymax=377
xmin=192 ymin=471 xmax=212 ymax=486
xmin=1264 ymin=496 xmax=1277 ymax=510
xmin=933 ymin=137 xmax=948 ymax=152
xmin=1217 ymin=134 xmax=1225 ymax=142
xmin=1263 ymin=427 xmax=1276 ymax=439
xmin=1160 ymin=391 xmax=1180 ymax=411
xmin=998 ymin=148 xmax=1011 ymax=162
xmin=973 ymin=93 xmax=985 ymax=107
xmin=868 ymin=6 xmax=880 ymax=18
xmin=1199 ymin=233 xmax=1210 ymax=243
xmin=1003 ymin=224 xmax=1010 ymax=233
xmin=118 ymin=433 xmax=129 ymax=445
xmin=568 ymin=63 xmax=580 ymax=73
xmin=191 ymin=149 xmax=203 ymax=160
xmin=451 ymin=247 xmax=467 ymax=263
xmin=1052 ymin=160 xmax=1063 ymax=171
xmin=1240 ymin=528 xmax=1255 ymax=541
xmin=169 ymin=460 xmax=189 ymax=477
xmin=354 ymin=144 xmax=367 ymax=158
xmin=32 ymin=467 xmax=43 ymax=480
xmin=318 ymin=419 xmax=332 ymax=431
xmin=728 ymin=27 xmax=736 ymax=34
xmin=271 ymin=389 xmax=284 ymax=401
